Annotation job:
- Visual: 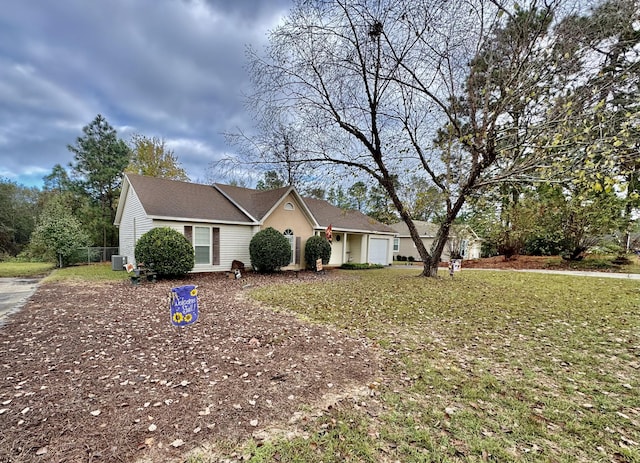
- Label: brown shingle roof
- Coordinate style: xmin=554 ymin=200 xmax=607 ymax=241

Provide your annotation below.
xmin=389 ymin=221 xmax=440 ymax=237
xmin=125 ymin=174 xmax=395 ymax=233
xmin=214 ymin=184 xmax=292 ymax=221
xmin=126 ymin=174 xmax=252 ymax=223
xmin=303 ymin=197 xmax=395 ymax=234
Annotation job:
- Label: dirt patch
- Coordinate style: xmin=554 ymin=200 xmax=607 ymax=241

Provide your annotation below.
xmin=0 ymin=271 xmax=380 ymax=463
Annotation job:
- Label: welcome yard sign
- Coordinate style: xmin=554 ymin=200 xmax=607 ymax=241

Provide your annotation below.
xmin=169 ymin=285 xmax=199 ymax=327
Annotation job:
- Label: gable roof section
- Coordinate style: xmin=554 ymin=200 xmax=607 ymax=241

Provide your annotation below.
xmin=303 ymin=197 xmax=396 ymax=234
xmin=214 ymin=183 xmax=291 ymax=221
xmin=121 ymin=174 xmax=253 ymax=224
xmin=215 ymin=183 xmax=320 ymax=228
xmin=389 ymin=220 xmax=440 ymax=237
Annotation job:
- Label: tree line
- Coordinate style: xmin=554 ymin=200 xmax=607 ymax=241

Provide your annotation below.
xmin=219 ymin=0 xmax=639 ymax=277
xmin=0 ymin=114 xmax=189 ymax=266
xmin=1 ymin=0 xmax=638 ymax=273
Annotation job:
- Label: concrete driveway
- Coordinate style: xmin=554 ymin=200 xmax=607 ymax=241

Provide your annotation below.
xmin=0 ymin=277 xmax=40 ymax=326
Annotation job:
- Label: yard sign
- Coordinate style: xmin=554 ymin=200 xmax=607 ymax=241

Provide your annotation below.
xmin=169 ymin=285 xmax=199 ymax=327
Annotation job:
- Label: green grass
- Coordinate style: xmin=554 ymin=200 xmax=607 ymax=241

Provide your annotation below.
xmin=0 ymin=261 xmax=130 ymax=282
xmin=43 ymin=262 xmax=130 ymax=282
xmin=0 ymin=261 xmax=55 ymax=278
xmin=244 ymin=269 xmax=640 ymax=462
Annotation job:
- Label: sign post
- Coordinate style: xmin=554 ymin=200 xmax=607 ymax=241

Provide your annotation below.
xmin=169 ymin=285 xmax=199 ymax=368
xmin=448 ymin=259 xmax=462 ymax=277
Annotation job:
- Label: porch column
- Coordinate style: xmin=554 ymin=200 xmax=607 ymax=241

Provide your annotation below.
xmin=343 ymin=233 xmax=348 ymax=263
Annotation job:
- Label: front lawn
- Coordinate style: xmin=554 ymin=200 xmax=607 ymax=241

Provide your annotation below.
xmin=243 ymin=269 xmax=640 ymax=462
xmin=43 ymin=262 xmax=130 ymax=282
xmin=0 ymin=261 xmax=55 ymax=278
xmin=0 ymin=261 xmax=129 ymax=281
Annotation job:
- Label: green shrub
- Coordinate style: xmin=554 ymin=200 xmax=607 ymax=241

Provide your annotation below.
xmin=250 ymin=227 xmax=291 ymax=273
xmin=135 ymin=227 xmax=194 ymax=277
xmin=304 ymin=235 xmax=332 ymax=270
xmin=523 ymin=233 xmax=564 ymax=256
xmin=340 ymin=262 xmax=384 ymax=270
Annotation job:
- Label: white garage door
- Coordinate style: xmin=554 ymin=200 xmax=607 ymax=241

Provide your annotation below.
xmin=369 ymin=238 xmax=389 ymax=265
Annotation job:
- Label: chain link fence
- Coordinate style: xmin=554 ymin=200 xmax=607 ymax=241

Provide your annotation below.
xmin=74 ymin=247 xmax=120 ymax=264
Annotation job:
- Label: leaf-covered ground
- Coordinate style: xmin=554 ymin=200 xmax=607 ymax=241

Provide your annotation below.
xmin=0 ymin=271 xmax=379 ymax=463
xmin=250 ymin=269 xmax=640 ymax=462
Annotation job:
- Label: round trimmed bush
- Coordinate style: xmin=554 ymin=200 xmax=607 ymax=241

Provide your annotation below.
xmin=135 ymin=227 xmax=195 ymax=277
xmin=250 ymin=227 xmax=291 ymax=273
xmin=304 ymin=235 xmax=331 ymax=271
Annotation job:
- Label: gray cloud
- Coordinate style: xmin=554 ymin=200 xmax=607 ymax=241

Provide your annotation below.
xmin=0 ymin=0 xmax=291 ymax=186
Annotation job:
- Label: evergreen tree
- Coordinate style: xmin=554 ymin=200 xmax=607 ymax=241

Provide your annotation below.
xmin=67 ymin=114 xmax=131 ymax=250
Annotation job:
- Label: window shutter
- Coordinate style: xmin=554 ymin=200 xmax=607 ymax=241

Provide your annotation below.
xmin=184 ymin=226 xmax=193 ymax=244
xmin=212 ymin=228 xmax=220 ymax=265
xmin=295 ymin=236 xmax=301 ymax=265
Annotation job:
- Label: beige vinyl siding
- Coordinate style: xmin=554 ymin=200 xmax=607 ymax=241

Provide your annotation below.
xmin=397 ymin=236 xmax=454 ymax=262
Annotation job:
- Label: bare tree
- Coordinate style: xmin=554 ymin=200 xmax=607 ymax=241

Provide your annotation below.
xmin=247 ymin=0 xmax=605 ymax=276
xmin=216 ymin=105 xmax=318 ymax=189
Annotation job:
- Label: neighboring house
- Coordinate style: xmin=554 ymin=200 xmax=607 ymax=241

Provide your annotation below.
xmin=389 ymin=220 xmax=482 ymax=262
xmin=114 ymin=174 xmax=396 ymax=272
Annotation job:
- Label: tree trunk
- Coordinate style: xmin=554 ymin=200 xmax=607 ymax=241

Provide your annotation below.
xmin=398 ymin=208 xmax=435 ymax=276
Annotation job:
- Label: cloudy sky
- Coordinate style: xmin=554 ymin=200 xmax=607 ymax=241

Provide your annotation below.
xmin=0 ymin=0 xmax=293 ymax=188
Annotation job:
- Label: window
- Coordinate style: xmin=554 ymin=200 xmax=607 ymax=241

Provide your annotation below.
xmin=284 ymin=202 xmax=294 ymax=211
xmin=283 ymin=228 xmax=295 ymax=264
xmin=194 ymin=226 xmax=211 ymax=264
xmin=186 ymin=226 xmax=219 ymax=265
xmin=393 ymin=237 xmax=400 ymax=252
